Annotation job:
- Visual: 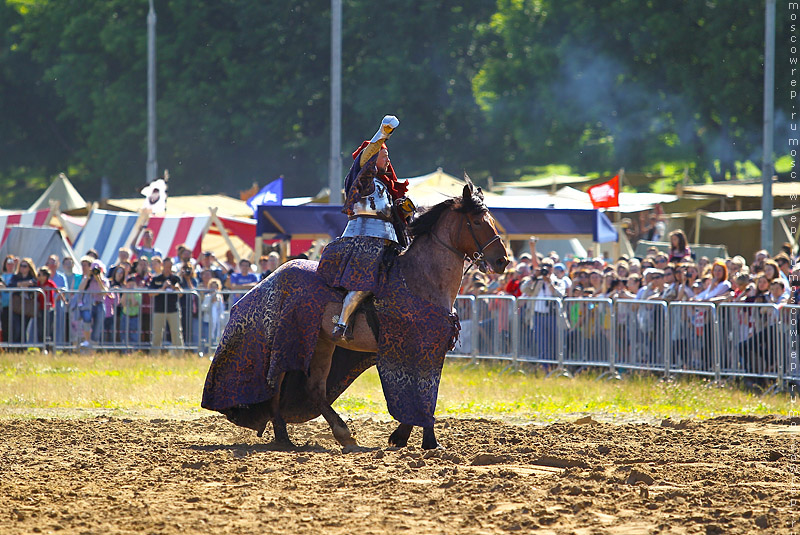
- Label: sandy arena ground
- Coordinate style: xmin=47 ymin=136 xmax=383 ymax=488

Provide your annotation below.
xmin=0 ymin=414 xmax=795 ymax=534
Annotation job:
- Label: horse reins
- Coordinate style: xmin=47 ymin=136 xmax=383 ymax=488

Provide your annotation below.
xmin=431 ymin=213 xmax=503 ymax=276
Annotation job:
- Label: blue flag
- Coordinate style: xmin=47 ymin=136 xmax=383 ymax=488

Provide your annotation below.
xmin=246 ymin=177 xmax=283 ymax=215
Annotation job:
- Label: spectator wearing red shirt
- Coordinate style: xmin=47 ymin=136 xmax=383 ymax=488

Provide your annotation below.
xmin=36 ymin=267 xmax=58 ymax=345
xmin=504 ymin=263 xmax=530 ymax=297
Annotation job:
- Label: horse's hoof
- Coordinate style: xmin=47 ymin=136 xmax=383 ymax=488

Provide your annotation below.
xmin=389 ymin=430 xmax=410 ymax=448
xmin=342 ymin=443 xmax=370 ymax=454
xmin=422 ymin=440 xmax=443 ymax=451
xmin=269 ymin=439 xmax=296 ymax=450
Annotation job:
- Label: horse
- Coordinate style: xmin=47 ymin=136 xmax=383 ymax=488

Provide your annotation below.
xmin=202 ymin=181 xmax=508 ymax=451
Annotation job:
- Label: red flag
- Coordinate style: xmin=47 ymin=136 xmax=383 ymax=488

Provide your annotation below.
xmin=587 ymin=175 xmax=620 ymax=208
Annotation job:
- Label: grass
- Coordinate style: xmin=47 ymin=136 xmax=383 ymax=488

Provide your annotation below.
xmin=0 ymin=352 xmax=790 ymax=421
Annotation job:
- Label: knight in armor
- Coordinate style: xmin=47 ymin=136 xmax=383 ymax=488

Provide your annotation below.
xmin=317 ymin=115 xmax=415 ymax=340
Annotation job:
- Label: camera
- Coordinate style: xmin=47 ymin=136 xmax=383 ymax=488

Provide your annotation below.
xmin=91 ymin=267 xmax=101 ymax=275
xmin=540 ymin=266 xmax=550 ymax=276
xmin=182 ymin=266 xmax=192 ymax=275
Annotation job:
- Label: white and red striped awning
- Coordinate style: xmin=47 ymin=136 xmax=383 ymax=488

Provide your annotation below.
xmin=0 ymin=209 xmax=53 ymax=247
xmin=73 ymin=209 xmax=211 ymax=266
xmin=140 ymin=214 xmax=211 ymax=259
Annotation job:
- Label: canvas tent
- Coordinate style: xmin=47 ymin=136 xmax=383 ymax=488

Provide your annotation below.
xmin=102 ymin=194 xmax=252 ymax=218
xmin=255 ymin=205 xmax=618 ymax=244
xmin=72 ymin=209 xmax=211 ymax=267
xmin=0 ymin=209 xmax=54 ymax=247
xmin=634 ymin=239 xmax=728 ymax=261
xmin=0 ymin=226 xmax=78 ymax=269
xmin=666 ymin=208 xmax=799 ymax=258
xmin=28 ymin=173 xmax=87 ymax=213
xmin=403 ymin=168 xmax=502 ymax=206
xmin=681 ymin=180 xmax=799 ymax=211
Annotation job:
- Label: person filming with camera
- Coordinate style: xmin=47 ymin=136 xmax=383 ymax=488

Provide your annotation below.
xmin=520 ymin=252 xmax=566 ymax=359
xmin=76 ymin=260 xmax=112 ymax=347
xmin=178 ymin=262 xmax=200 ymax=348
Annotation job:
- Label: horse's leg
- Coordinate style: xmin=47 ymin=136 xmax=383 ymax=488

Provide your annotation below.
xmin=270 ymin=372 xmax=294 ymax=447
xmin=421 ymin=426 xmax=442 ymax=450
xmin=388 ymin=423 xmax=413 ymax=447
xmin=308 ymin=336 xmax=358 ymax=449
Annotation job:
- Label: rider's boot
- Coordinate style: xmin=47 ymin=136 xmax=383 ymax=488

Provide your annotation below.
xmin=332 ymin=290 xmax=370 ymax=341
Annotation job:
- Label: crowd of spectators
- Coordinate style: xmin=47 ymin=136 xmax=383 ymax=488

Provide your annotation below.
xmin=459 ymin=230 xmax=800 ymax=306
xmin=0 ymin=246 xmax=283 ymax=353
xmin=457 ymin=229 xmax=799 ymax=370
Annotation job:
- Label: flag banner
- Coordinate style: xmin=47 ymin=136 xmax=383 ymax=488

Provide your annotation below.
xmin=246 ymin=178 xmax=283 ymax=215
xmin=141 ymin=178 xmax=167 ymax=214
xmin=587 ymin=175 xmax=620 ymax=209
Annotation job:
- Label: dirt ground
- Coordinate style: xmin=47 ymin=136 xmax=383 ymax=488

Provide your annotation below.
xmin=0 ymin=414 xmax=795 ymax=534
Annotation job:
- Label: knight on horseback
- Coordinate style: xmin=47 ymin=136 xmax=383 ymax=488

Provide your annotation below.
xmin=317 ymin=115 xmax=415 ymax=340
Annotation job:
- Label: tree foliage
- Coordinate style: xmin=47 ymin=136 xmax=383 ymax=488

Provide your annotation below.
xmin=0 ymin=0 xmax=792 ymax=207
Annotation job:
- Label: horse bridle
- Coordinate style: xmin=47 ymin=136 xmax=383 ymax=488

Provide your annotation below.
xmin=432 ymin=213 xmax=503 ymax=275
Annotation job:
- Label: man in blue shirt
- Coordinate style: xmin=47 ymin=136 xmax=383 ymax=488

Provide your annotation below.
xmin=132 ymin=227 xmax=163 ymax=259
xmin=225 ymin=258 xmax=258 ymax=304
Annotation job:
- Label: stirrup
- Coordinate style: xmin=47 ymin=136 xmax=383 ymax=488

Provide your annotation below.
xmin=332 ymin=323 xmax=354 ymax=342
xmin=332 ymin=323 xmax=348 ymax=340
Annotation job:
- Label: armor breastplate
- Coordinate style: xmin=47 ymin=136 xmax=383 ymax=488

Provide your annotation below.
xmin=341 ymin=217 xmax=398 ymax=243
xmin=352 ymin=178 xmax=393 ymax=221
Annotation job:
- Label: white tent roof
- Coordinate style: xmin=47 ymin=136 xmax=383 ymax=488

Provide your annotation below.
xmin=0 ymin=226 xmax=78 ymax=269
xmin=28 ymin=173 xmax=87 ymax=212
xmin=489 ymin=186 xmax=678 ymax=212
xmin=403 ymin=168 xmax=501 ymax=206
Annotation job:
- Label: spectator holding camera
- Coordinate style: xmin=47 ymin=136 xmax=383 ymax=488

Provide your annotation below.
xmin=520 ymin=258 xmax=565 ymax=358
xmin=76 ymin=260 xmax=111 ymax=347
xmin=178 ymin=262 xmax=200 ymax=347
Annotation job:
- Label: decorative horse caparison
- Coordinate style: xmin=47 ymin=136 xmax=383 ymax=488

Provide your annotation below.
xmin=201 ymin=182 xmax=509 ymax=451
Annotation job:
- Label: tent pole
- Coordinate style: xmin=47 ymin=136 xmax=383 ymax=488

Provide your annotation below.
xmin=280 ymin=240 xmax=290 ymax=263
xmin=197 ymin=208 xmax=214 ymax=258
xmin=694 ymin=211 xmax=702 ymax=244
xmin=49 ymin=200 xmax=78 ymax=243
xmin=209 ymin=208 xmax=242 ymax=264
xmin=779 ymin=216 xmax=796 ymax=249
xmin=255 ymin=235 xmax=263 ymax=262
xmin=128 ymin=208 xmax=152 ymax=253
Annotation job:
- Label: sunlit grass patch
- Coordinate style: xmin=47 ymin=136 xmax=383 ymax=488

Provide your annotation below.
xmin=0 ymin=353 xmax=790 ymax=420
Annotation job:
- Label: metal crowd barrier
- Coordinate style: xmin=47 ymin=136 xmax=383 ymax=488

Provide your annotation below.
xmin=666 ymin=302 xmax=717 ymax=378
xmin=718 ymin=302 xmax=782 ymax=383
xmin=0 ymin=287 xmax=49 ymax=352
xmin=444 ymin=295 xmax=794 ymax=391
xmin=2 ymin=282 xmax=795 ymax=392
xmin=516 ymin=296 xmax=564 ymax=367
xmin=782 ymin=304 xmax=800 ymax=386
xmin=450 ymin=296 xmax=476 ymax=359
xmin=563 ymin=297 xmax=614 ymax=370
xmin=475 ymin=295 xmax=516 ymax=362
xmin=0 ymin=286 xmax=233 ymax=354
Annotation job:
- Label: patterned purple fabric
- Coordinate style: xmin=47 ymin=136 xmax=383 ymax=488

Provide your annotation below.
xmin=316 ymin=236 xmax=388 ymax=291
xmin=374 ymin=265 xmax=460 ymax=428
xmin=201 ymin=260 xmax=339 ymax=416
xmin=202 ymin=257 xmax=459 ymax=430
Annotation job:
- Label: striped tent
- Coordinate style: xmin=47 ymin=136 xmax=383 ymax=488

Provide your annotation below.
xmin=72 ymin=209 xmax=210 ymax=267
xmin=0 ymin=209 xmax=53 ymax=247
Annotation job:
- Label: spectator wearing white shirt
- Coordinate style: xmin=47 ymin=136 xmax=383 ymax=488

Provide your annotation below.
xmin=520 ymin=259 xmax=565 ymax=359
xmin=693 ymin=261 xmax=732 ymax=304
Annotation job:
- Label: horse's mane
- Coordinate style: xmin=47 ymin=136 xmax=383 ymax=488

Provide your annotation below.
xmin=407 ymin=188 xmax=487 ymax=241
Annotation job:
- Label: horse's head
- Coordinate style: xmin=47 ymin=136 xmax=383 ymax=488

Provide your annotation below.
xmin=407 ymin=177 xmax=509 ymax=274
xmin=452 ymin=181 xmax=509 ymax=274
